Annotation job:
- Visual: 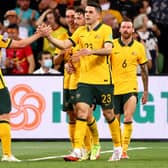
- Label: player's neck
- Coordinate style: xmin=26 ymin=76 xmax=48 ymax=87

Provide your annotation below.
xmin=87 ymin=20 xmax=100 ymax=31
xmin=121 ymin=36 xmax=133 ymax=46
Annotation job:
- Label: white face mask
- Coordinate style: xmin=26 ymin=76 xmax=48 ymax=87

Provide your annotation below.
xmin=146 ymin=6 xmax=151 ymax=15
xmin=43 ymin=59 xmax=52 ymax=68
xmin=101 ymin=2 xmax=110 ymax=10
xmin=147 ymin=20 xmax=153 ymax=29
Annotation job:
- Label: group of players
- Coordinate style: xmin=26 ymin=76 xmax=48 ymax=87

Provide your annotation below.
xmin=0 ymin=1 xmax=148 ymax=162
xmin=44 ymin=1 xmax=148 ymax=162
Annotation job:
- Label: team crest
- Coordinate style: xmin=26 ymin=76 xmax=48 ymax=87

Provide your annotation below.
xmin=131 ymin=51 xmax=137 ymax=56
xmin=95 ymin=35 xmax=101 ymax=39
xmin=76 ymin=93 xmax=80 ymax=99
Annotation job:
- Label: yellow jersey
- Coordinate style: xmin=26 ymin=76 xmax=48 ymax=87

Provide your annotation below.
xmin=55 ymin=32 xmax=72 ymax=89
xmin=69 ymin=45 xmax=80 ymax=90
xmin=0 ymin=35 xmax=12 ymax=88
xmin=111 ymin=38 xmax=147 ymax=95
xmin=43 ymin=26 xmax=67 ymax=55
xmin=70 ymin=23 xmax=113 ymax=85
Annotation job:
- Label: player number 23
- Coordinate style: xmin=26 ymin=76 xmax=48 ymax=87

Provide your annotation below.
xmin=101 ymin=94 xmax=111 ymax=104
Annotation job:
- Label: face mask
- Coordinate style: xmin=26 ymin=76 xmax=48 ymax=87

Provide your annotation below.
xmin=146 ymin=6 xmax=151 ymax=15
xmin=43 ymin=59 xmax=52 ymax=68
xmin=101 ymin=2 xmax=110 ymax=10
xmin=147 ymin=20 xmax=153 ymax=29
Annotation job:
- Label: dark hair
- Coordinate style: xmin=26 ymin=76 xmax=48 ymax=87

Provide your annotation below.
xmin=66 ymin=6 xmax=75 ymax=12
xmin=87 ymin=1 xmax=102 ymax=13
xmin=7 ymin=24 xmax=19 ymax=30
xmin=38 ymin=51 xmax=51 ymax=60
xmin=75 ymin=7 xmax=85 ymax=15
xmin=121 ymin=16 xmax=133 ymax=23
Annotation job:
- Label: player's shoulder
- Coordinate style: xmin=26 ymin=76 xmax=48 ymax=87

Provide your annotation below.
xmin=133 ymin=39 xmax=145 ymax=48
xmin=101 ymin=23 xmax=112 ymax=31
xmin=112 ymin=38 xmax=120 ymax=45
xmin=76 ymin=25 xmax=86 ymax=31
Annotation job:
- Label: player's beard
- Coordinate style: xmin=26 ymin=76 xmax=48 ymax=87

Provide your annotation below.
xmin=122 ymin=32 xmax=132 ymax=40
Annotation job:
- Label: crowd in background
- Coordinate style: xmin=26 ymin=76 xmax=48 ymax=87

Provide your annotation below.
xmin=0 ymin=0 xmax=167 ymax=75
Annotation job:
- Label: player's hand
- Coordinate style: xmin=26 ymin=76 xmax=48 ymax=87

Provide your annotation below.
xmin=36 ymin=23 xmax=52 ymax=37
xmin=71 ymin=54 xmax=80 ymax=63
xmin=71 ymin=48 xmax=91 ymax=62
xmin=141 ymin=91 xmax=148 ymax=105
xmin=76 ymin=48 xmax=92 ymax=56
xmin=64 ymin=62 xmax=75 ymax=74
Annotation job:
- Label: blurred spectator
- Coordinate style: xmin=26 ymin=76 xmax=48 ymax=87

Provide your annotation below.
xmin=5 ymin=24 xmax=35 ymax=74
xmin=38 ymin=0 xmax=58 ymax=13
xmin=100 ymin=0 xmax=123 ymax=24
xmin=33 ymin=51 xmax=60 ymax=74
xmin=80 ymin=0 xmax=88 ymax=8
xmin=150 ymin=0 xmax=168 ymax=73
xmin=36 ymin=9 xmax=67 ymax=55
xmin=134 ymin=14 xmax=158 ymax=74
xmin=110 ymin=0 xmax=139 ymax=20
xmin=4 ymin=10 xmax=28 ymax=39
xmin=14 ymin=0 xmax=40 ymax=36
xmin=102 ymin=13 xmax=120 ymax=39
xmin=38 ymin=0 xmax=73 ymax=17
xmin=136 ymin=0 xmax=160 ymax=37
xmin=0 ymin=22 xmax=4 ymax=35
xmin=0 ymin=0 xmax=16 ymax=23
xmin=14 ymin=0 xmax=40 ymax=62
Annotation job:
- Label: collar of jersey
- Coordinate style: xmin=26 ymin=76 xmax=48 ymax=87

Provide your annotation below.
xmin=118 ymin=38 xmax=134 ymax=47
xmin=86 ymin=22 xmax=102 ymax=31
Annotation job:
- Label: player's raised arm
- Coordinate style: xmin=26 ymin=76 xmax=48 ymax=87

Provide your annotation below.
xmin=9 ymin=25 xmax=51 ymax=48
xmin=47 ymin=34 xmax=73 ymax=50
xmin=37 ymin=24 xmax=73 ymax=50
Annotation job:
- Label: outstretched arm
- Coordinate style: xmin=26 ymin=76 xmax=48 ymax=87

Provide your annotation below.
xmin=47 ymin=34 xmax=73 ymax=50
xmin=9 ymin=25 xmax=51 ymax=48
xmin=10 ymin=33 xmax=41 ymax=48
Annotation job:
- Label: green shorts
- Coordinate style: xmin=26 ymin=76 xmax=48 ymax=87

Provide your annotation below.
xmin=62 ymin=89 xmax=74 ymax=112
xmin=0 ymin=87 xmax=11 ymax=114
xmin=75 ymin=83 xmax=114 ymax=110
xmin=114 ymin=92 xmax=138 ymax=115
xmin=69 ymin=89 xmax=77 ymax=105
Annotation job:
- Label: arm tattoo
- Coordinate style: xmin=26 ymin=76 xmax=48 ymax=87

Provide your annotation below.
xmin=140 ymin=63 xmax=148 ymax=92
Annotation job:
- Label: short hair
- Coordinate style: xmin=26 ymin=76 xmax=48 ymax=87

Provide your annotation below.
xmin=7 ymin=24 xmax=19 ymax=30
xmin=38 ymin=51 xmax=51 ymax=60
xmin=66 ymin=6 xmax=75 ymax=12
xmin=75 ymin=7 xmax=85 ymax=15
xmin=122 ymin=16 xmax=133 ymax=23
xmin=87 ymin=1 xmax=102 ymax=13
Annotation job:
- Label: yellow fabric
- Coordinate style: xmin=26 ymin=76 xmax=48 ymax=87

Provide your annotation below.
xmin=68 ymin=123 xmax=76 ymax=148
xmin=88 ymin=117 xmax=99 ymax=145
xmin=0 ymin=123 xmax=11 ymax=156
xmin=69 ymin=45 xmax=80 ymax=90
xmin=0 ymin=35 xmax=11 ymax=48
xmin=0 ymin=35 xmax=11 ymax=89
xmin=54 ymin=32 xmax=71 ymax=89
xmin=62 ymin=48 xmax=72 ymax=89
xmin=0 ymin=70 xmax=7 ymax=88
xmin=122 ymin=123 xmax=133 ymax=152
xmin=108 ymin=118 xmax=121 ymax=147
xmin=84 ymin=127 xmax=92 ymax=152
xmin=74 ymin=119 xmax=87 ymax=148
xmin=111 ymin=39 xmax=147 ymax=95
xmin=70 ymin=23 xmax=113 ymax=84
xmin=43 ymin=26 xmax=67 ymax=55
